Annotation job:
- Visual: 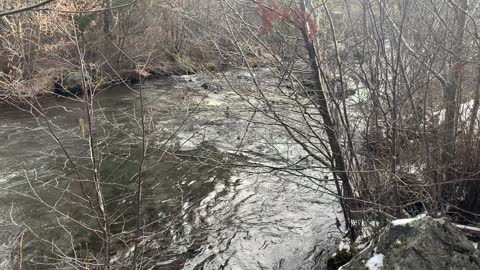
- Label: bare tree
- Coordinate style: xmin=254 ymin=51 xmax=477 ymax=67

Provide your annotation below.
xmin=0 ymin=0 xmax=55 ymax=17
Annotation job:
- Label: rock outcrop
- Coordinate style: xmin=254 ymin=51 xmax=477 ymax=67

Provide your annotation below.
xmin=342 ymin=217 xmax=480 ymax=270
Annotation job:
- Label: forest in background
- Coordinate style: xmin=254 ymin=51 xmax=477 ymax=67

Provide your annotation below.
xmin=1 ymin=0 xmax=480 ymax=269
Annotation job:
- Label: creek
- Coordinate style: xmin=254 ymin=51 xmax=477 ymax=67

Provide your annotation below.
xmin=0 ymin=70 xmax=339 ymax=269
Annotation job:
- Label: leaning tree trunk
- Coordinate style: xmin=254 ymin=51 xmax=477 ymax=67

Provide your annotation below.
xmin=300 ymin=0 xmax=356 ymax=241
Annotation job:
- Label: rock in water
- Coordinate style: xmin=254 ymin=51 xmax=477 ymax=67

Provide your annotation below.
xmin=200 ymin=82 xmax=222 ymax=93
xmin=342 ymin=217 xmax=480 ymax=270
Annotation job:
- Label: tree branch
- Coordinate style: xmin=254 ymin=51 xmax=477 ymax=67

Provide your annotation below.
xmin=0 ymin=0 xmax=55 ymax=17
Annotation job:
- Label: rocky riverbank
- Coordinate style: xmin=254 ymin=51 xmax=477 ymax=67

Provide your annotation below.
xmin=0 ymin=53 xmax=234 ymax=102
xmin=328 ymin=216 xmax=480 ymax=270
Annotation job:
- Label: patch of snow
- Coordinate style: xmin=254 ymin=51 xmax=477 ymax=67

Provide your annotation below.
xmin=473 ymin=243 xmax=478 ymax=249
xmin=365 ymin=252 xmax=384 ymax=270
xmin=436 ymin=99 xmax=480 ymax=126
xmin=391 ymin=214 xmax=427 ymax=226
xmin=454 ymin=224 xmax=480 ymax=233
xmin=338 ymin=239 xmax=351 ymax=252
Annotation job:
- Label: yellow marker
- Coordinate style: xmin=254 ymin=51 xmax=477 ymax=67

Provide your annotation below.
xmin=79 ymin=117 xmax=86 ymax=138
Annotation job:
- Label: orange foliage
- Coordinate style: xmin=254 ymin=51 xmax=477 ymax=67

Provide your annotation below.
xmin=256 ymin=0 xmax=318 ymax=40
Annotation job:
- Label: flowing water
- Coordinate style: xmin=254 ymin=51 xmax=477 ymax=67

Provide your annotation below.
xmin=0 ymin=71 xmax=340 ymax=269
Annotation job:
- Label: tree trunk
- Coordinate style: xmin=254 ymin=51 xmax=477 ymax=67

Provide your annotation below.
xmin=300 ymin=0 xmax=356 ymax=241
xmin=468 ymin=58 xmax=480 ymax=137
xmin=102 ymin=0 xmax=112 ymax=34
xmin=441 ymin=0 xmax=468 ymax=210
xmin=442 ymin=0 xmax=467 ymax=177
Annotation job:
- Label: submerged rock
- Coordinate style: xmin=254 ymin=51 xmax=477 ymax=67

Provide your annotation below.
xmin=342 ymin=217 xmax=480 ymax=270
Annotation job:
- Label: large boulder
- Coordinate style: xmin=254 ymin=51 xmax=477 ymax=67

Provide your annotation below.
xmin=54 ymin=71 xmax=88 ymax=96
xmin=342 ymin=217 xmax=480 ymax=270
